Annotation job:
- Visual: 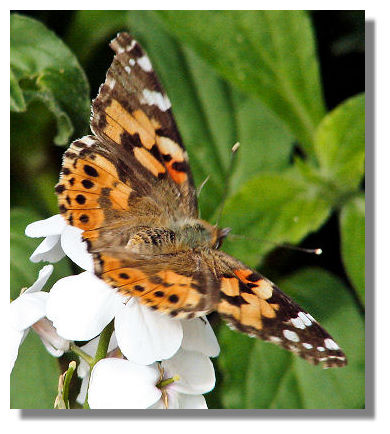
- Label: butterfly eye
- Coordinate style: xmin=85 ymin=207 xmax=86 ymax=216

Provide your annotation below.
xmin=215 ymin=227 xmax=231 ymax=249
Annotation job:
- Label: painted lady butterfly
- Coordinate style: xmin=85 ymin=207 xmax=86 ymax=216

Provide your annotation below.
xmin=56 ymin=33 xmax=347 ymax=368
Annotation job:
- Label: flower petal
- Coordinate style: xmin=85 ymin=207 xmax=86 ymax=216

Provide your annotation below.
xmin=31 ymin=318 xmax=69 ymax=356
xmin=30 ymin=235 xmax=65 ymax=263
xmin=176 ymin=393 xmax=207 ymax=409
xmin=10 ymin=292 xmax=49 ymax=331
xmin=40 ymin=338 xmax=65 ymax=358
xmin=162 ymin=348 xmax=215 ymax=395
xmin=61 ymin=226 xmax=93 ymax=271
xmin=88 ymin=359 xmax=161 ymax=409
xmin=181 ymin=317 xmax=220 ymax=357
xmin=24 ymin=264 xmax=54 ymax=294
xmin=115 ymin=299 xmax=183 ymax=365
xmin=76 ymin=334 xmax=119 ymax=404
xmin=149 ymin=390 xmax=207 ymax=409
xmin=46 ymin=272 xmax=123 ymax=341
xmin=10 ymin=328 xmax=28 ymax=373
xmin=25 ymin=214 xmax=66 ymax=237
xmin=76 ymin=373 xmax=90 ymax=405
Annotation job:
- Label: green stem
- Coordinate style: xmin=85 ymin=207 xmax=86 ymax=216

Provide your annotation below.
xmin=70 ymin=342 xmax=94 ymax=366
xmin=92 ymin=320 xmax=114 ymax=367
xmin=62 ymin=361 xmax=76 ymax=409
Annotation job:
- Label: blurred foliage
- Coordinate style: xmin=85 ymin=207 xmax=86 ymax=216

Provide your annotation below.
xmin=10 ymin=11 xmax=365 ymax=409
xmin=11 ymin=331 xmax=60 ymax=409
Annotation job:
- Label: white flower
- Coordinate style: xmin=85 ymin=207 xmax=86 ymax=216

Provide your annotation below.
xmin=25 ymin=214 xmax=93 ymax=271
xmin=46 ymin=271 xmax=182 ymax=364
xmin=10 ymin=265 xmax=69 ymax=373
xmin=46 ymin=271 xmax=219 ymax=365
xmin=87 ymin=348 xmax=215 ymax=409
xmin=75 ymin=334 xmax=119 ymax=405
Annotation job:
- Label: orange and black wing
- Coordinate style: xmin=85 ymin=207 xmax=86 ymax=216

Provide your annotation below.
xmin=56 ymin=33 xmax=198 ymax=246
xmin=92 ymin=249 xmax=219 ymax=319
xmin=91 ymin=32 xmax=198 ymax=217
xmin=215 ymin=251 xmax=347 ymax=368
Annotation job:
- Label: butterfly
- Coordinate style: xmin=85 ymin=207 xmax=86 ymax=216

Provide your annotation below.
xmin=56 ymin=32 xmax=347 ymax=368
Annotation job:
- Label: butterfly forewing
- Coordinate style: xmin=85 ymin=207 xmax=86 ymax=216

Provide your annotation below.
xmin=214 ymin=251 xmax=347 ymax=368
xmin=91 ymin=32 xmax=198 ymax=218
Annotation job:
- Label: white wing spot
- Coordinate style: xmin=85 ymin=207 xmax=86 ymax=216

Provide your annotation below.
xmin=298 ymin=311 xmax=312 ymax=326
xmin=124 ymin=66 xmax=131 ymax=74
xmin=269 ymin=336 xmax=282 ymax=343
xmin=129 ymin=58 xmax=136 ymax=67
xmin=302 ymin=343 xmax=313 ymax=350
xmin=82 ymin=137 xmax=97 ymax=147
xmin=317 ymin=346 xmax=325 ymax=352
xmin=283 ymin=329 xmax=300 ymax=342
xmin=324 ymin=338 xmax=340 ymax=350
xmin=116 ymin=46 xmax=125 ymax=54
xmin=306 ymin=313 xmax=316 ymax=323
xmin=106 ymin=77 xmax=116 ymax=90
xmin=291 ymin=317 xmax=306 ymax=329
xmin=127 ymin=40 xmax=137 ymax=51
xmin=141 ymin=89 xmax=171 ymax=111
xmin=137 ymin=54 xmax=153 ymax=72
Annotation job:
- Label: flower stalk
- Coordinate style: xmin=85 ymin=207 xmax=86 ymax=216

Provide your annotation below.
xmin=92 ymin=320 xmax=115 ymax=367
xmin=70 ymin=342 xmax=94 ymax=366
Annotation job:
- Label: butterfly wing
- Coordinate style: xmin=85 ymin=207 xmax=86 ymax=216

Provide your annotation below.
xmin=92 ymin=248 xmax=219 ymax=319
xmin=56 ymin=32 xmax=198 ymax=248
xmin=91 ymin=32 xmax=198 ymax=217
xmin=213 ymin=251 xmax=347 ymax=368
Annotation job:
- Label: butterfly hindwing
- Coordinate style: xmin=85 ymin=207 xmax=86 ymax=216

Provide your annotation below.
xmin=93 ymin=249 xmax=220 ymax=319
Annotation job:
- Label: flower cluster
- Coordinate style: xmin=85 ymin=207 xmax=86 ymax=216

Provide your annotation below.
xmin=11 ymin=215 xmax=220 ymax=409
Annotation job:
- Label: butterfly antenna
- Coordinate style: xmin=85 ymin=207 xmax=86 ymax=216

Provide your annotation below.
xmin=229 ymin=233 xmax=322 ymax=255
xmin=215 ymin=142 xmax=240 ymax=227
xmin=197 ymin=175 xmax=210 ymax=198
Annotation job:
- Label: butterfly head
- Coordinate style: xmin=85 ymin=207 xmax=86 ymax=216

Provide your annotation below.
xmin=172 ymin=219 xmax=231 ymax=250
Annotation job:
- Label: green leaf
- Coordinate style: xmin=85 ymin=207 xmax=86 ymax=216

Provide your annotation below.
xmin=217 ymin=268 xmax=364 ymax=408
xmin=10 ymin=208 xmax=72 ymax=300
xmin=230 ymin=91 xmax=293 ymax=193
xmin=10 ymin=68 xmax=26 ymax=111
xmin=157 ymin=10 xmax=325 ymax=154
xmin=314 ymin=93 xmax=365 ymax=193
xmin=217 ymin=326 xmax=254 ymax=408
xmin=220 ymin=172 xmax=331 ymax=266
xmin=66 ymin=10 xmax=129 ymax=64
xmin=340 ymin=194 xmax=365 ymax=305
xmin=10 ymin=14 xmax=90 ymax=144
xmin=279 ymin=269 xmax=364 ymax=409
xmin=11 ymin=331 xmax=60 ymax=409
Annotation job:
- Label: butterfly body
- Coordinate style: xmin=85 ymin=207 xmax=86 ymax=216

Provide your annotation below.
xmin=56 ymin=32 xmax=347 ymax=368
